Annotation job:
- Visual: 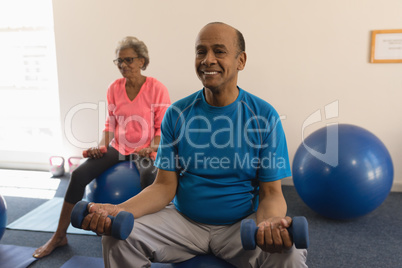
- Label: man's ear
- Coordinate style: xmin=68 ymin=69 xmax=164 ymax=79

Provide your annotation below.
xmin=237 ymin=51 xmax=247 ymax=71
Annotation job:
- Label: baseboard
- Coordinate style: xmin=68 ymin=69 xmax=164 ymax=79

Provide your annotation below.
xmin=282 ymin=177 xmax=294 ymax=186
xmin=391 ymin=182 xmax=402 ymax=192
xmin=285 ymin=177 xmax=402 ymax=192
xmin=0 ymin=162 xmax=48 ymax=171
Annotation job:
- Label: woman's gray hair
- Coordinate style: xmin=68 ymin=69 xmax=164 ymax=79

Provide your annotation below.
xmin=115 ymin=36 xmax=150 ymax=70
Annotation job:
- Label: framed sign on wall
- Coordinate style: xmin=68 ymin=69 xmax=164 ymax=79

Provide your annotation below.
xmin=370 ymin=29 xmax=402 ymax=63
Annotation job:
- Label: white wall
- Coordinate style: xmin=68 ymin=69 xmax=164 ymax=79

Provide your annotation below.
xmin=52 ymin=0 xmax=402 ymax=191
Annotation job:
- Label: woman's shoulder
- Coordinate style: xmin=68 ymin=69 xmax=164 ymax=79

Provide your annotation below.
xmin=111 ymin=77 xmax=125 ymax=86
xmin=146 ymin=76 xmax=163 ymax=86
xmin=108 ymin=78 xmax=126 ymax=91
xmin=145 ymin=77 xmax=168 ymax=92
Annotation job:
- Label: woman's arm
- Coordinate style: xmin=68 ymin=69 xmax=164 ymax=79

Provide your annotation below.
xmin=136 ymin=135 xmax=160 ymax=158
xmin=84 ymin=131 xmax=115 ymax=158
xmin=99 ymin=131 xmax=114 ymax=148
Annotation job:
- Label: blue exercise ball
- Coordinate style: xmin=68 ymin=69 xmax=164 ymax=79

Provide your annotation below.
xmin=0 ymin=195 xmax=7 ymax=240
xmin=86 ymin=161 xmax=142 ymax=204
xmin=292 ymin=124 xmax=393 ymax=220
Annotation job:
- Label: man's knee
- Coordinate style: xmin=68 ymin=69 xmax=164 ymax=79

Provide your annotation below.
xmin=102 ymin=235 xmax=118 ymax=250
xmin=266 ymin=247 xmax=308 ymax=267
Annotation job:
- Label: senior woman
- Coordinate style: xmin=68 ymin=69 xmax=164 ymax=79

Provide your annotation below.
xmin=33 ymin=36 xmax=171 ymax=258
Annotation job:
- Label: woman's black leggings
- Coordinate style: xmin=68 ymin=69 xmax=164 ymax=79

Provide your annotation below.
xmin=64 ymin=146 xmax=157 ymax=204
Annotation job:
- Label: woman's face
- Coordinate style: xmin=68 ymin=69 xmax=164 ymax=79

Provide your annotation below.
xmin=116 ymin=48 xmax=145 ymax=79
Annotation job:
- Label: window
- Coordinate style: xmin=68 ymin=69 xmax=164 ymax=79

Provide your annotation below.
xmin=0 ymin=0 xmax=61 ymax=169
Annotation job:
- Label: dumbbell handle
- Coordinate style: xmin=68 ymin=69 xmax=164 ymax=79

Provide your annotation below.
xmin=74 ymin=207 xmax=117 ymax=223
xmin=240 ymin=216 xmax=309 ymax=250
xmin=71 ymin=201 xmax=134 ymax=240
xmin=82 ymin=146 xmax=107 ymax=158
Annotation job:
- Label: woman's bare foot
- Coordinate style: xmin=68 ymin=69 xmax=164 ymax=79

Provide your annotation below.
xmin=33 ymin=234 xmax=68 ymax=258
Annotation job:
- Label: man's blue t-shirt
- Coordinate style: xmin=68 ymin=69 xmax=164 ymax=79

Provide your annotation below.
xmin=154 ymin=87 xmax=291 ymax=225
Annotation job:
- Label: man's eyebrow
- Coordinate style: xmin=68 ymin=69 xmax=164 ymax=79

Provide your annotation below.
xmin=196 ymin=44 xmax=206 ymax=50
xmin=212 ymin=44 xmax=227 ymax=49
xmin=195 ymin=44 xmax=227 ymax=50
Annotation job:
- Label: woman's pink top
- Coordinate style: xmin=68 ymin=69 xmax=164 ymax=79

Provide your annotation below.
xmin=104 ymin=77 xmax=171 ymax=156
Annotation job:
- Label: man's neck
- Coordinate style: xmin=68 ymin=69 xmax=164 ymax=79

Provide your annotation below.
xmin=204 ymin=86 xmax=239 ymax=107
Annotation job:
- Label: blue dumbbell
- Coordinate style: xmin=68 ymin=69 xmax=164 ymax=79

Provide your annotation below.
xmin=71 ymin=200 xmax=134 ymax=240
xmin=240 ymin=216 xmax=309 ymax=250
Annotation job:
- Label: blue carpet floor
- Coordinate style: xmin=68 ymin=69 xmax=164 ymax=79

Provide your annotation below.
xmin=1 ymin=172 xmax=402 ymax=268
xmin=7 ymin=197 xmax=95 ymax=236
xmin=0 ymin=244 xmax=37 ymax=268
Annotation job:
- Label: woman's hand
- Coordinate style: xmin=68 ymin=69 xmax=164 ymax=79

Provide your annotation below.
xmin=84 ymin=147 xmax=106 ymax=159
xmin=136 ymin=147 xmax=156 ymax=158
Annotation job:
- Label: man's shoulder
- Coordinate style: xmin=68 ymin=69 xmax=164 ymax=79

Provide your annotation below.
xmin=240 ymin=88 xmax=277 ymax=115
xmin=170 ymin=90 xmax=203 ymax=110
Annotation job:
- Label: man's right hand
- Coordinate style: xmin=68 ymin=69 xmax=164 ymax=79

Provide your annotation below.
xmin=81 ymin=203 xmax=120 ymax=236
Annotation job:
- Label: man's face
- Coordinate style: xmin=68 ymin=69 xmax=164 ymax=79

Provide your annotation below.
xmin=195 ymin=24 xmax=246 ymax=93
